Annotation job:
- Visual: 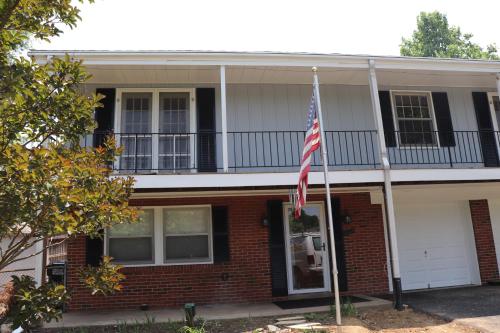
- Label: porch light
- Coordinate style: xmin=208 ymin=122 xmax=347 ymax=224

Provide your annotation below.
xmin=261 ymin=216 xmax=269 ymax=227
xmin=342 ymin=214 xmax=352 ymax=225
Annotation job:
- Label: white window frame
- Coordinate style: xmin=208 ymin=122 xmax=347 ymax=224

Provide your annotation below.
xmin=163 ymin=205 xmax=213 ymax=266
xmin=390 ymin=90 xmax=440 ymax=148
xmin=114 ymin=88 xmax=197 ymax=172
xmin=105 ymin=207 xmax=156 ymax=265
xmin=104 ymin=205 xmax=213 ymax=267
xmin=282 ymin=201 xmax=331 ymax=295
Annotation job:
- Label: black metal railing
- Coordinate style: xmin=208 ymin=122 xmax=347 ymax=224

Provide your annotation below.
xmin=387 ymin=130 xmax=499 ymax=167
xmin=86 ymin=132 xmax=222 ymax=173
xmin=227 ymin=130 xmax=380 ymax=171
xmin=83 ymin=130 xmax=500 ymax=173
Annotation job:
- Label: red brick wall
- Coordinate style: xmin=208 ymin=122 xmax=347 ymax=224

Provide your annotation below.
xmin=66 ymin=192 xmax=388 ymax=310
xmin=336 ymin=193 xmax=389 ymax=294
xmin=469 ymin=199 xmax=499 ymax=283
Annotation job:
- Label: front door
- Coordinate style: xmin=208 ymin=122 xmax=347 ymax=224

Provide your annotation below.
xmin=283 ymin=203 xmax=331 ymax=294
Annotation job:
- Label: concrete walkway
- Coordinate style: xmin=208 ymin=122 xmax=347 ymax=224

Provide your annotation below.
xmin=405 ymin=285 xmax=500 ymax=333
xmin=44 ymin=295 xmax=389 ymax=329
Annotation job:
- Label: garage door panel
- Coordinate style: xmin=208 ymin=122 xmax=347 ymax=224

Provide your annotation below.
xmin=396 ymin=201 xmax=478 ymax=291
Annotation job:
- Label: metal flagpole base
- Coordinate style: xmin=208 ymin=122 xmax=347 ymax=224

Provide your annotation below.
xmin=392 ymin=277 xmax=404 ymax=311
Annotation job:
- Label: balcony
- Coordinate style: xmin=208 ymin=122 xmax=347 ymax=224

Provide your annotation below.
xmin=87 ymin=130 xmax=500 ymax=174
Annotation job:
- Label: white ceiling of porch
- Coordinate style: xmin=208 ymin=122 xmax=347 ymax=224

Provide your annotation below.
xmin=84 ymin=65 xmax=498 ymax=88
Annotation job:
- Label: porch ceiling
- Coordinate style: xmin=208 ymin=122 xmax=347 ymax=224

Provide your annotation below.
xmin=83 ymin=65 xmax=498 ymax=88
xmin=31 ymin=50 xmax=500 ymax=88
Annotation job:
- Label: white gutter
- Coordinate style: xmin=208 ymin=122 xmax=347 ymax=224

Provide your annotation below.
xmin=28 ymin=50 xmax=500 ymax=73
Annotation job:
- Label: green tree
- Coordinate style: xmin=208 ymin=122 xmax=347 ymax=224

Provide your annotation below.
xmin=0 ymin=0 xmax=138 ymax=328
xmin=400 ymin=11 xmax=499 ymax=60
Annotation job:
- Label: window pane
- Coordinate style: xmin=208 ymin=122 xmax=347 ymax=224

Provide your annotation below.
xmin=165 ymin=235 xmax=209 ymax=260
xmin=159 ymin=92 xmax=190 ymax=133
xmin=159 ymin=156 xmax=174 ymax=170
xmin=109 ymin=209 xmax=154 ymax=236
xmin=121 ymin=93 xmax=152 ymax=133
xmin=164 ymin=207 xmax=210 ymax=234
xmin=394 ymin=93 xmax=436 ymax=145
xmin=176 ymin=156 xmax=190 ymax=169
xmin=109 ymin=237 xmax=153 ymax=262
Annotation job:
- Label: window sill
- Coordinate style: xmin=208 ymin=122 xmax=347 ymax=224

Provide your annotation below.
xmin=117 ymin=260 xmax=214 ymax=268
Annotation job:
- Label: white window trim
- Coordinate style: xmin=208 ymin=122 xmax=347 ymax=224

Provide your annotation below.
xmin=105 ymin=205 xmax=213 ymax=267
xmin=390 ymin=90 xmax=441 ymax=148
xmin=163 ymin=205 xmax=213 ymax=266
xmin=113 ymin=88 xmax=197 ymax=172
xmin=105 ymin=207 xmax=156 ymax=266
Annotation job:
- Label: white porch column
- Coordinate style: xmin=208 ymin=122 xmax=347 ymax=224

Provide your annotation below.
xmin=497 ymin=73 xmax=500 ymax=99
xmin=220 ymin=65 xmax=229 ymax=172
xmin=368 ymin=59 xmax=403 ymax=310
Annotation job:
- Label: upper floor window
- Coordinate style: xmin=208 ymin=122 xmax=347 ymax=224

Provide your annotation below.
xmin=115 ymin=89 xmax=195 ymax=172
xmin=392 ymin=92 xmax=438 ymax=146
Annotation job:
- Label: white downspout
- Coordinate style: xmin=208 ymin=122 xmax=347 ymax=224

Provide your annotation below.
xmin=368 ymin=59 xmax=403 ymax=310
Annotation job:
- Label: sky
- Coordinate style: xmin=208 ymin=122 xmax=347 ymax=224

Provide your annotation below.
xmin=31 ymin=0 xmax=500 ymax=56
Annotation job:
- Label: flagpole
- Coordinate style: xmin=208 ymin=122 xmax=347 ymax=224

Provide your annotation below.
xmin=312 ymin=67 xmax=341 ymax=326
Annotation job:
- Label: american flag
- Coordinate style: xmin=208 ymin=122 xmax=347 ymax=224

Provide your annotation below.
xmin=294 ymin=92 xmax=321 ymax=219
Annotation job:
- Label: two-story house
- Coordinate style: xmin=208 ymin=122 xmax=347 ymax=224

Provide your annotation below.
xmin=29 ymin=50 xmax=500 ymax=311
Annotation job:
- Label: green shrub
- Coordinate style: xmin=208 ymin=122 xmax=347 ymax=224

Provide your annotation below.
xmin=330 ymin=297 xmax=358 ymax=317
xmin=178 ymin=322 xmax=206 ymax=333
xmin=7 ymin=275 xmax=70 ymax=330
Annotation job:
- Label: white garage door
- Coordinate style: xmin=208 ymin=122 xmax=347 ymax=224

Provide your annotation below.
xmin=395 ymin=201 xmax=480 ymax=290
xmin=488 ymin=200 xmax=500 ymax=274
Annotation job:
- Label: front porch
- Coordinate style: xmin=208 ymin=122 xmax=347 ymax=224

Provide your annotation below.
xmin=44 ymin=296 xmax=390 ymax=329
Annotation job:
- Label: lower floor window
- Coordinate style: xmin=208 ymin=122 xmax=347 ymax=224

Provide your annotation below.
xmin=106 ymin=206 xmax=212 ymax=265
xmin=164 ymin=207 xmax=211 ymax=263
xmin=108 ymin=209 xmax=154 ymax=264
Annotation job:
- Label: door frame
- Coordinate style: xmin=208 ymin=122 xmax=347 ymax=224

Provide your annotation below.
xmin=487 ymin=92 xmax=500 ymax=159
xmin=282 ymin=201 xmax=331 ymax=295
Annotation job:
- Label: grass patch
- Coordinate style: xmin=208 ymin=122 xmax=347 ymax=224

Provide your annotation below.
xmin=330 ymin=297 xmax=358 ymax=317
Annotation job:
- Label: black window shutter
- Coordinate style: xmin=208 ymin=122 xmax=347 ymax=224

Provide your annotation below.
xmin=85 ymin=233 xmax=103 ymax=267
xmin=472 ymin=92 xmax=499 ymax=167
xmin=431 ymin=92 xmax=455 ymax=147
xmin=94 ymin=88 xmax=115 ymax=147
xmin=212 ymin=206 xmax=230 ymax=263
xmin=378 ymin=91 xmax=397 ymax=147
xmin=325 ymin=198 xmax=348 ymax=292
xmin=267 ymin=200 xmax=288 ymax=297
xmin=196 ymin=88 xmax=217 ymax=172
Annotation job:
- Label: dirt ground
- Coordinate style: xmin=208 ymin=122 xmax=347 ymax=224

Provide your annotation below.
xmin=337 ymin=306 xmax=479 ymax=333
xmin=41 ymin=306 xmax=480 ymax=333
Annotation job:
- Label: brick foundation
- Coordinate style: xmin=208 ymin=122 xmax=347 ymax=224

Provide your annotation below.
xmin=66 ymin=192 xmax=389 ymax=310
xmin=469 ymin=199 xmax=499 ymax=283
